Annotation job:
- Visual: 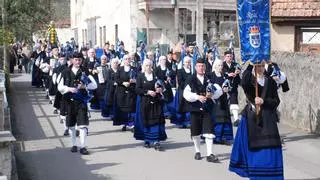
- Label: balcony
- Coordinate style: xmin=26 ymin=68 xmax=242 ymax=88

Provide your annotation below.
xmin=138 ymin=0 xmax=236 ymax=11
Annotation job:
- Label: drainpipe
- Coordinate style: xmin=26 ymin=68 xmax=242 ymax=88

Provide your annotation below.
xmin=146 ymin=0 xmax=150 ymax=45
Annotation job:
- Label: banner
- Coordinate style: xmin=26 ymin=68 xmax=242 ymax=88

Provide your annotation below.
xmin=237 ymin=0 xmax=271 ymax=64
xmin=95 ymin=48 xmax=104 ymax=60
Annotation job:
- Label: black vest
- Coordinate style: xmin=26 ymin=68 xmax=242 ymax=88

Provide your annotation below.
xmin=62 ymin=67 xmax=88 ymax=101
xmin=184 ymin=75 xmax=214 ymax=113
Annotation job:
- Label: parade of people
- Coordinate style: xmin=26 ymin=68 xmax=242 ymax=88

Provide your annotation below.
xmin=7 ymin=0 xmax=320 ymax=179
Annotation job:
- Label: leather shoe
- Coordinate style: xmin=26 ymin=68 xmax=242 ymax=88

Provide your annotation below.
xmin=80 ymin=147 xmax=89 ymax=155
xmin=70 ymin=146 xmax=77 ymax=153
xmin=154 ymin=143 xmax=161 ymax=151
xmin=63 ymin=129 xmax=69 ymax=136
xmin=194 ymin=152 xmax=201 ymax=160
xmin=144 ymin=142 xmax=151 ymax=148
xmin=206 ymin=154 xmax=219 ymax=163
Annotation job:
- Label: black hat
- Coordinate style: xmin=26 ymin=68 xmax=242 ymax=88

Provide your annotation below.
xmin=120 ymin=41 xmax=124 ymax=46
xmin=224 ymin=50 xmax=232 ymax=55
xmin=196 ymin=57 xmax=205 ymax=64
xmin=72 ymin=52 xmax=83 ymax=59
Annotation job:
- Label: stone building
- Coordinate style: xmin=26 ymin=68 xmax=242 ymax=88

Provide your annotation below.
xmin=271 ymin=0 xmax=320 ymax=52
xmin=70 ymin=0 xmax=236 ymax=52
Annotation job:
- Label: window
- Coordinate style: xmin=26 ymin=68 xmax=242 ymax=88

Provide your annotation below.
xmin=103 ymin=26 xmax=106 ymax=45
xmin=149 ymin=28 xmax=162 ymax=45
xmin=99 ymin=27 xmax=103 ymax=48
xmin=87 ymin=19 xmax=97 ymax=48
xmin=295 ymin=27 xmax=320 ymax=52
xmin=74 ymin=28 xmax=78 ymax=45
xmin=115 ymin=24 xmax=118 ymax=43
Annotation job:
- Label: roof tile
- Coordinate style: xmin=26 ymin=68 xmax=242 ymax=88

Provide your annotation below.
xmin=272 ymin=0 xmax=320 ymax=17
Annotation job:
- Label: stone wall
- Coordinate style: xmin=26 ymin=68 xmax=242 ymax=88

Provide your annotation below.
xmin=0 ymin=71 xmax=16 ymax=180
xmin=237 ymin=51 xmax=320 ymax=134
xmin=272 ymin=51 xmax=320 ymax=134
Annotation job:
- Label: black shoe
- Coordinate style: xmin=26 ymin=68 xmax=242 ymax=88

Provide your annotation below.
xmin=206 ymin=154 xmax=219 ymax=163
xmin=49 ymin=100 xmax=52 ymax=104
xmin=154 ymin=143 xmax=161 ymax=151
xmin=79 ymin=147 xmax=89 ymax=155
xmin=144 ymin=142 xmax=151 ymax=148
xmin=194 ymin=152 xmax=201 ymax=160
xmin=76 ymin=130 xmax=80 ymax=137
xmin=53 ymin=109 xmax=58 ymax=114
xmin=233 ymin=119 xmax=240 ymax=127
xmin=121 ymin=126 xmax=127 ymax=132
xmin=70 ymin=146 xmax=77 ymax=153
xmin=63 ymin=129 xmax=69 ymax=136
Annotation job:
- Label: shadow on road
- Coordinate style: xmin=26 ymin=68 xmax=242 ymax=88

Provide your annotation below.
xmin=10 ymin=81 xmax=59 ymax=141
xmin=282 ymin=134 xmax=320 ymax=143
xmin=15 ymin=147 xmax=117 ymax=180
xmin=9 ymin=80 xmax=117 ymax=180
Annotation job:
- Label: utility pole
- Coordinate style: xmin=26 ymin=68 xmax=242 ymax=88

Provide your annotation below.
xmin=196 ymin=0 xmax=203 ymax=54
xmin=174 ymin=0 xmax=179 ymax=44
xmin=2 ymin=0 xmax=8 ymax=74
xmin=146 ymin=0 xmax=150 ymax=45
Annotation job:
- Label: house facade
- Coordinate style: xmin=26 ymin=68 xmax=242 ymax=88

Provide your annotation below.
xmin=271 ymin=0 xmax=320 ymax=52
xmin=71 ymin=0 xmax=236 ymax=52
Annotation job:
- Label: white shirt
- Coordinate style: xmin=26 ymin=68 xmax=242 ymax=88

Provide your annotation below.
xmin=145 ymin=72 xmax=153 ymax=81
xmin=160 ymin=65 xmax=166 ymax=71
xmin=184 ymin=67 xmax=191 ymax=74
xmin=124 ymin=65 xmax=130 ymax=72
xmin=183 ymin=74 xmax=223 ymax=102
xmin=58 ymin=67 xmax=97 ymax=95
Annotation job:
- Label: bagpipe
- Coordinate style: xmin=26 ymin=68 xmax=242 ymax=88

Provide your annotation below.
xmin=165 ymin=68 xmax=173 ymax=86
xmin=270 ymin=63 xmax=281 ymax=78
xmin=68 ymin=72 xmax=93 ymax=104
xmin=148 ymin=79 xmax=166 ymax=104
xmin=222 ymin=79 xmax=232 ymax=92
xmin=192 ymin=44 xmax=202 ymax=73
xmin=154 ymin=44 xmax=161 ymax=66
xmin=129 ymin=68 xmax=137 ymax=80
xmin=228 ymin=35 xmax=236 ymax=62
xmin=155 ymin=79 xmax=166 ymax=92
xmin=200 ymin=80 xmax=218 ymax=110
xmin=171 ymin=62 xmax=177 ymax=72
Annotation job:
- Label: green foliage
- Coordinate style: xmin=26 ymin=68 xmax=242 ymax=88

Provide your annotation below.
xmin=0 ymin=28 xmax=14 ymax=45
xmin=1 ymin=0 xmax=52 ymax=42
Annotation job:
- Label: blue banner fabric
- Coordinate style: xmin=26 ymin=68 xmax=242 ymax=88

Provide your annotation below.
xmin=237 ymin=0 xmax=271 ymax=64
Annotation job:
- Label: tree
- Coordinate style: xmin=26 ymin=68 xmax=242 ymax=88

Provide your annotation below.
xmin=0 ymin=0 xmax=53 ymax=43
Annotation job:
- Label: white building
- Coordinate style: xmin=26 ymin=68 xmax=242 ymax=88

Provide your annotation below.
xmin=71 ymin=0 xmax=236 ymax=52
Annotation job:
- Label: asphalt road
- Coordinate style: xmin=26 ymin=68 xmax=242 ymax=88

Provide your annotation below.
xmin=9 ymin=73 xmax=320 ymax=180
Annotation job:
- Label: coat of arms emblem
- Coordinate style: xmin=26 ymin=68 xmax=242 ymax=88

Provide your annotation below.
xmin=249 ymin=26 xmax=261 ymax=48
